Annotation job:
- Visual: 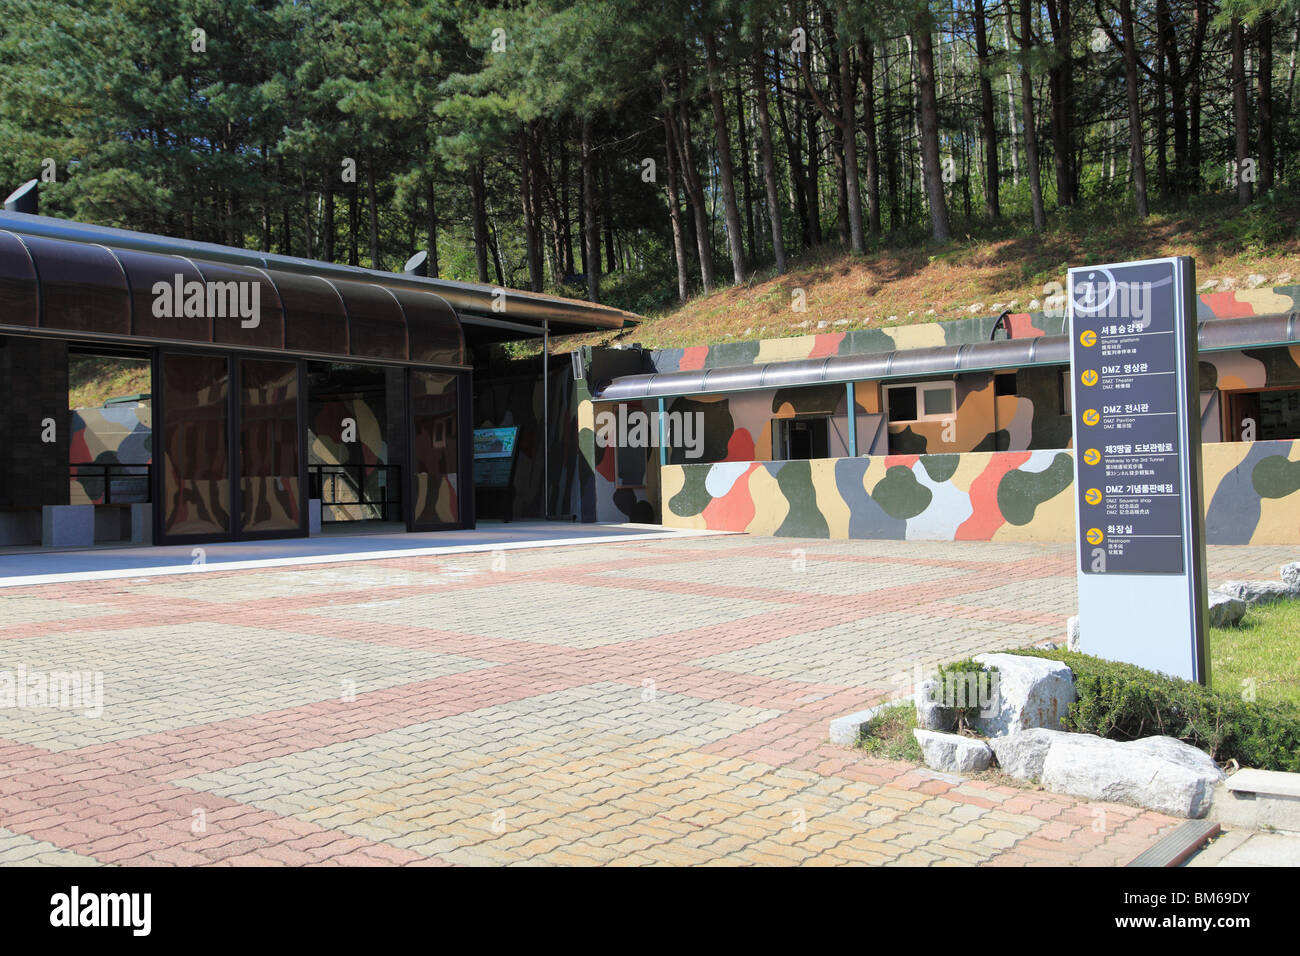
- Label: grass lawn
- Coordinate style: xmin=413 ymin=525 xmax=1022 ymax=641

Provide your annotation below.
xmin=1210 ymin=598 xmax=1300 ymax=707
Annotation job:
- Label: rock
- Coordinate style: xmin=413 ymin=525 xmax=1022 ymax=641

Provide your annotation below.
xmin=972 ymin=653 xmax=1076 ymax=737
xmin=1207 ymin=589 xmax=1247 ymax=627
xmin=990 ymin=729 xmax=1068 ymax=783
xmin=1218 ymin=580 xmax=1298 ymax=606
xmin=1040 ymin=734 xmax=1225 ymax=818
xmin=1281 ymin=562 xmax=1300 ymax=588
xmin=1244 ymin=273 xmax=1268 ymax=289
xmin=913 ymin=729 xmax=993 ymax=774
xmin=915 ymin=678 xmax=954 ymax=731
xmin=1066 ymin=615 xmax=1080 ymax=652
xmin=828 ymin=698 xmax=908 ymax=745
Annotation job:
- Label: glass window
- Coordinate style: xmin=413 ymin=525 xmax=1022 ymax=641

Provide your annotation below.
xmin=886 ymin=386 xmax=917 ymax=422
xmin=161 ymin=353 xmax=231 ymax=536
xmin=775 ymin=417 xmax=830 ymax=460
xmin=240 ymin=359 xmax=301 ymax=533
xmin=922 ymin=386 xmax=954 ymax=417
xmin=886 ymin=382 xmax=955 ymax=422
xmin=410 ymin=370 xmax=460 ymax=527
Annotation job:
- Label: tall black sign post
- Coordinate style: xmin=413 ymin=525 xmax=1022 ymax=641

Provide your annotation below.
xmin=1068 ymin=257 xmax=1210 ymax=684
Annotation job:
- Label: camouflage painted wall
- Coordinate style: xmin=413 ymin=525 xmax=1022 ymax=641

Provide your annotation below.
xmin=69 ymin=401 xmax=152 ymax=505
xmin=647 ymin=284 xmax=1300 ymax=373
xmin=661 ymin=440 xmax=1300 ymax=546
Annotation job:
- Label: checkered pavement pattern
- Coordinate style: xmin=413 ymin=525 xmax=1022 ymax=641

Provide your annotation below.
xmin=0 ymin=537 xmax=1289 ymax=866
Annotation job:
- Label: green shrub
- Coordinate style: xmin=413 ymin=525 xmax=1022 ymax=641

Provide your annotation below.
xmin=932 ymin=658 xmax=1000 ymax=733
xmin=1016 ymin=649 xmax=1300 ymax=773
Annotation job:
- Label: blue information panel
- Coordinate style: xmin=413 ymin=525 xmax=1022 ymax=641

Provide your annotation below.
xmin=1068 ymin=257 xmax=1210 ymax=683
xmin=472 ymin=427 xmax=518 ymax=489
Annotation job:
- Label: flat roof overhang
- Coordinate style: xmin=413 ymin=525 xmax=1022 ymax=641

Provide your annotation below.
xmin=593 ymin=312 xmax=1300 ymax=401
xmin=0 ymin=212 xmax=638 ymax=349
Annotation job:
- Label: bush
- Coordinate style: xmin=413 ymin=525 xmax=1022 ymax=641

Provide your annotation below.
xmin=932 ymin=658 xmax=999 ymax=733
xmin=1016 ymin=649 xmax=1300 ymax=773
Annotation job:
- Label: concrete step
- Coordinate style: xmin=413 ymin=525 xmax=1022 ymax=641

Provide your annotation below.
xmin=1210 ymin=769 xmax=1300 ymax=833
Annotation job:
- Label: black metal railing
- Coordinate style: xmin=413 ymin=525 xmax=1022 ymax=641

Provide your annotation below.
xmin=69 ymin=463 xmax=151 ymax=505
xmin=308 ymin=463 xmax=402 ymax=520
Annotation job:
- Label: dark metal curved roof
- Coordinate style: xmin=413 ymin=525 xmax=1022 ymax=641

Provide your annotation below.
xmin=0 ymin=227 xmax=465 ymax=366
xmin=593 ymin=313 xmax=1300 ymax=401
xmin=0 ymin=211 xmax=638 ymax=338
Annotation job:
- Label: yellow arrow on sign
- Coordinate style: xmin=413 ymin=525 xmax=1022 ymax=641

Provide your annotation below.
xmin=1079 ymin=330 xmax=1097 ymax=347
xmin=1085 ymin=487 xmax=1103 ymax=505
xmin=1086 ymin=528 xmax=1105 ymax=545
xmin=1083 ymin=448 xmax=1101 ymax=465
xmin=1081 ymin=369 xmax=1099 ymax=387
xmin=1082 ymin=408 xmax=1100 ymax=426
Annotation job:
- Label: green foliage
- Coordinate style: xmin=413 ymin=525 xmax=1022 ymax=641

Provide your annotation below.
xmin=933 ymin=658 xmax=998 ymax=733
xmin=1218 ymin=188 xmax=1300 ymax=257
xmin=1018 ymin=649 xmax=1300 ymax=773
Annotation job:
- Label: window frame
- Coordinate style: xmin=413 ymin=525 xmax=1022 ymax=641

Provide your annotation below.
xmin=883 ymin=381 xmax=957 ymax=424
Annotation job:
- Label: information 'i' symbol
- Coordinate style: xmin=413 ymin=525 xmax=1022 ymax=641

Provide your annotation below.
xmin=1086 ymin=527 xmax=1105 ymax=545
xmin=1079 ymin=329 xmax=1097 ymax=348
xmin=1082 ymin=408 xmax=1100 ymax=426
xmin=1080 ymin=369 xmax=1099 ymax=387
xmin=1083 ymin=448 xmax=1101 ymax=466
xmin=1085 ymin=488 xmax=1103 ymax=506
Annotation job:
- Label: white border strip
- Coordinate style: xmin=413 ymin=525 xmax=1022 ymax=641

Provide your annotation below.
xmin=0 ymin=527 xmax=738 ymax=588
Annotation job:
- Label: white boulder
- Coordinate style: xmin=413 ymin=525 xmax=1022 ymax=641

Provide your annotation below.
xmin=1040 ymin=734 xmax=1225 ymax=818
xmin=989 ymin=729 xmax=1069 ymax=783
xmin=972 ymin=653 xmax=1076 ymax=737
xmin=1207 ymin=589 xmax=1247 ymax=627
xmin=913 ymin=729 xmax=993 ymax=774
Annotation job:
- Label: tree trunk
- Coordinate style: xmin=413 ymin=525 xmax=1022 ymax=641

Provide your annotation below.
xmin=857 ymin=37 xmax=882 ymax=236
xmin=1045 ymin=0 xmax=1074 ymax=206
xmin=366 ymin=151 xmax=380 ymax=268
xmin=1160 ymin=0 xmax=1189 ymax=195
xmin=470 ymin=162 xmax=489 ymax=283
xmin=670 ymin=92 xmax=716 ymax=294
xmin=323 ymin=181 xmax=335 ymax=262
xmin=581 ymin=116 xmax=601 ymax=303
xmin=704 ymin=31 xmax=748 ymax=283
xmin=733 ymin=78 xmax=757 ymax=263
xmin=1016 ymin=0 xmax=1046 ymax=230
xmin=774 ymin=60 xmax=812 ymax=247
xmin=1232 ymin=18 xmax=1252 ymax=206
xmin=1259 ymin=14 xmax=1274 ymax=190
xmin=972 ymin=0 xmax=1001 ymax=218
xmin=753 ymin=49 xmax=789 ymax=273
xmin=662 ymin=113 xmax=690 ymax=301
xmin=1118 ymin=0 xmax=1148 ymax=217
xmin=837 ymin=14 xmax=865 ymax=253
xmin=425 ymin=176 xmax=439 ymax=278
xmin=881 ymin=39 xmax=901 ymax=227
xmin=915 ymin=23 xmax=951 ymax=241
xmin=1002 ymin=12 xmax=1020 ymax=186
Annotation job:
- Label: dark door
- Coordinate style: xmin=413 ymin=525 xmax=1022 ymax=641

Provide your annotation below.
xmin=407 ymin=369 xmax=470 ymax=531
xmin=155 ymin=350 xmax=307 ymax=544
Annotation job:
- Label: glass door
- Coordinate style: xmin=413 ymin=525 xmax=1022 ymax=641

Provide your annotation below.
xmin=157 ymin=352 xmax=233 ymax=542
xmin=155 ymin=350 xmax=307 ymax=544
xmin=408 ymin=370 xmax=468 ymax=531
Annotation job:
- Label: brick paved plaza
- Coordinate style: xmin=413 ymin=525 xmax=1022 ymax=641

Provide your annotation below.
xmin=0 ymin=535 xmax=1292 ymax=866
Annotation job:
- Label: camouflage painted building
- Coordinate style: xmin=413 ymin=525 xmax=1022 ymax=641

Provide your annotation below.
xmin=581 ymin=286 xmax=1300 ymax=544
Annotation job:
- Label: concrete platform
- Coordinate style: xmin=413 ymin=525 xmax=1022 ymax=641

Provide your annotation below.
xmin=0 ymin=521 xmax=734 ymax=588
xmin=1186 ymin=829 xmax=1300 ymax=866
